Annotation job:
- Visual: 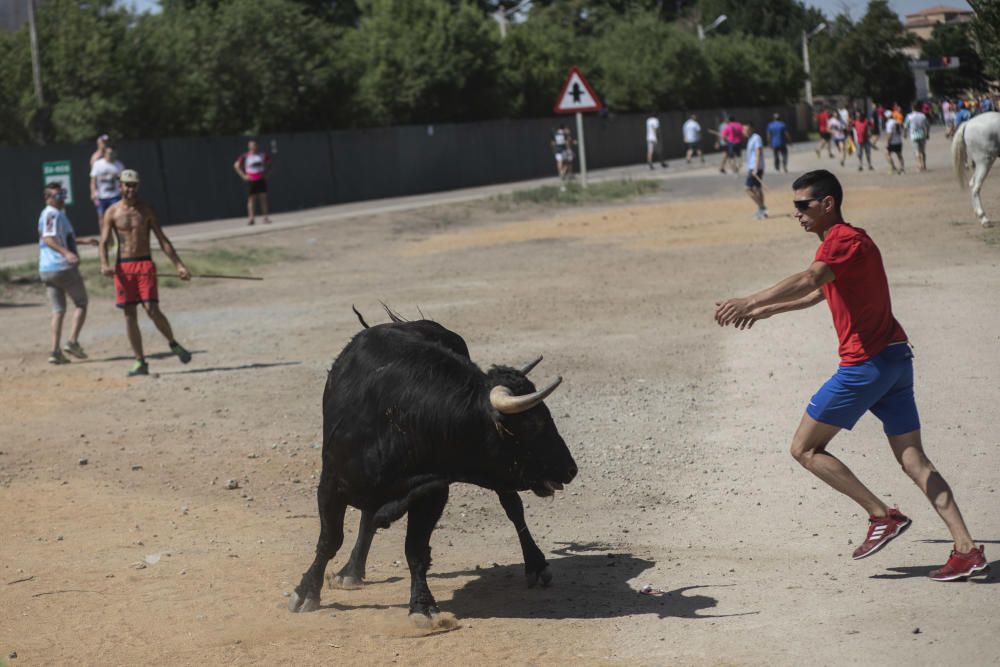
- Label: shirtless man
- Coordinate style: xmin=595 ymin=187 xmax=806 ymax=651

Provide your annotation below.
xmin=99 ymin=169 xmax=193 ymax=376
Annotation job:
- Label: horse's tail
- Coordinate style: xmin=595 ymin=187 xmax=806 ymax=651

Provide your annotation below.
xmin=952 ymin=122 xmax=968 ymax=191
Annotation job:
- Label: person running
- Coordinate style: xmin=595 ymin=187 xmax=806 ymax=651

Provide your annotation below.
xmin=714 ymin=169 xmax=987 ymax=582
xmin=722 ymin=116 xmax=744 ymax=173
xmin=744 ymin=121 xmax=766 ymax=220
xmin=816 ymin=107 xmax=833 ymax=158
xmin=904 ymin=106 xmax=930 ymax=172
xmin=233 ymin=140 xmax=272 ymax=226
xmin=682 ymin=114 xmax=704 ymax=164
xmin=883 ymin=110 xmax=905 ymax=175
xmin=766 ymin=113 xmax=790 ymax=173
xmin=851 ymin=110 xmax=875 ymax=172
xmin=37 ymin=182 xmax=98 ymax=364
xmin=99 ymin=169 xmax=193 ymax=377
xmin=827 ymin=114 xmax=847 ymax=166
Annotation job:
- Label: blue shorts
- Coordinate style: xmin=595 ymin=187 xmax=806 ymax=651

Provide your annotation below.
xmin=806 ymin=342 xmax=920 ymax=436
xmin=745 ymin=170 xmax=763 ymax=189
xmin=97 ymin=195 xmax=121 ymax=215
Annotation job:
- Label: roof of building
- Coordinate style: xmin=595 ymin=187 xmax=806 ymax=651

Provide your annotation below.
xmin=904 ymin=5 xmax=974 ymax=19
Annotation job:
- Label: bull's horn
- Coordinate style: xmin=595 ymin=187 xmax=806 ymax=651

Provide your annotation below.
xmin=520 ymin=356 xmax=543 ymax=375
xmin=490 ymin=376 xmax=563 ymax=414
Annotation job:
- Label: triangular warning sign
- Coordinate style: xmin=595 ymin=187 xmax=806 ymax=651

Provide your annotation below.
xmin=554 ymin=66 xmax=602 ymax=114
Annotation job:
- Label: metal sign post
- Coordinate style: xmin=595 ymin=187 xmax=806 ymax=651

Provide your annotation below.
xmin=554 ymin=66 xmax=602 ymax=188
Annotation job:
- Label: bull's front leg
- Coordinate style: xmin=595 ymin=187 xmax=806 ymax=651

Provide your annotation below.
xmin=289 ymin=480 xmax=348 ymax=613
xmin=404 ymin=486 xmax=449 ymax=627
xmin=497 ymin=491 xmax=551 ymax=587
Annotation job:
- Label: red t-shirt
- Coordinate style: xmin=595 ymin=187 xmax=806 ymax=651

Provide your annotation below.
xmin=814 ymin=223 xmax=907 ymax=365
xmin=817 ymin=110 xmax=829 ymax=133
xmin=852 ymin=119 xmax=871 ymax=144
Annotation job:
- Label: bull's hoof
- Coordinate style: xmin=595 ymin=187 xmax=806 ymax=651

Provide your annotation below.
xmin=982 ymin=219 xmax=993 ymax=228
xmin=288 ymin=591 xmax=321 ymax=613
xmin=335 ymin=574 xmax=363 ymax=590
xmin=525 ymin=564 xmax=552 ymax=588
xmin=408 ymin=612 xmax=434 ymax=630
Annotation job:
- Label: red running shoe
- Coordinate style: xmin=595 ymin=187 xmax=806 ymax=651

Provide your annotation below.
xmin=930 ymin=545 xmax=989 ymax=581
xmin=852 ymin=508 xmax=911 ymax=560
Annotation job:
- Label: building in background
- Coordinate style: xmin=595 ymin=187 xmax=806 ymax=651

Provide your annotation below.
xmin=902 ymin=5 xmax=974 ymax=58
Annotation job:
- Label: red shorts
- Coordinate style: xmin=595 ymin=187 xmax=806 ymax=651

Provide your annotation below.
xmin=115 ymin=256 xmax=159 ymax=308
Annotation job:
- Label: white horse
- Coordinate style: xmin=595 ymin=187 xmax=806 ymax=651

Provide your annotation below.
xmin=952 ymin=111 xmax=1000 ymax=228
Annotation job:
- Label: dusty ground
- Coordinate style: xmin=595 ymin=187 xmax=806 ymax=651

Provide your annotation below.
xmin=2 ymin=145 xmax=999 ymax=667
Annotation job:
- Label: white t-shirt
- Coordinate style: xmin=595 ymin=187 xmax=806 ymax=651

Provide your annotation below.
xmin=885 ymin=118 xmax=903 ymax=145
xmin=746 ymin=133 xmax=763 ymax=172
xmin=38 ymin=205 xmax=76 ymax=273
xmin=905 ymin=112 xmax=928 ymax=141
xmin=682 ymin=119 xmax=701 ymax=144
xmin=827 ymin=117 xmax=845 ymax=141
xmin=646 ymin=117 xmax=660 ymax=142
xmin=90 ymin=158 xmax=124 ymax=199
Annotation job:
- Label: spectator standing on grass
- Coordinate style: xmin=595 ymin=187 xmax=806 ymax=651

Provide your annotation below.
xmin=883 ymin=110 xmax=905 ymax=175
xmin=38 ymin=182 xmax=98 ymax=365
xmin=766 ymin=113 xmax=790 ymax=173
xmin=715 ymin=169 xmax=987 ymax=582
xmin=233 ymin=139 xmax=272 ymax=226
xmin=683 ymin=114 xmax=704 ymax=164
xmin=851 ymin=110 xmax=875 ymax=172
xmin=744 ymin=121 xmax=766 ymax=220
xmin=99 ymin=169 xmax=192 ymax=377
xmin=816 ymin=107 xmax=833 ymax=158
xmin=646 ymin=115 xmax=667 ymax=169
xmin=904 ymin=105 xmax=930 ymax=172
xmin=90 ymin=145 xmax=124 ymax=221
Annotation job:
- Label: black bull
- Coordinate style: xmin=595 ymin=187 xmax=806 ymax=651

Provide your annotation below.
xmin=289 ymin=311 xmax=578 ymax=622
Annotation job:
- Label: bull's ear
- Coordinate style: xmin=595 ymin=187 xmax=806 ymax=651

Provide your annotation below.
xmin=520 ymin=356 xmax=543 ymax=375
xmin=490 ymin=376 xmax=562 ymax=414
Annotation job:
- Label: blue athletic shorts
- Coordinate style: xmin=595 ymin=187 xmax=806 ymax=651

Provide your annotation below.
xmin=806 ymin=342 xmax=920 ymax=436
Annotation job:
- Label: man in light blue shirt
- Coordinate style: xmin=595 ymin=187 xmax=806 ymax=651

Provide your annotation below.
xmin=744 ymin=121 xmax=767 ymax=220
xmin=38 ymin=182 xmax=97 ymax=364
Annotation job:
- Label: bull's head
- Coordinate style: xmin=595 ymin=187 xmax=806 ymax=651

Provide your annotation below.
xmin=487 ymin=357 xmax=577 ymax=497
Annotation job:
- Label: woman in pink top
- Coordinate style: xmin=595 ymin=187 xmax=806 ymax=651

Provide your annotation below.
xmin=233 ymin=139 xmax=272 ymax=226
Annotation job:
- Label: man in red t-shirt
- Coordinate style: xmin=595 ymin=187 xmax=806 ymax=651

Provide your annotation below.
xmin=714 ymin=169 xmax=986 ymax=581
xmin=851 ymin=110 xmax=874 ymax=172
xmin=815 ymin=108 xmax=833 ymax=159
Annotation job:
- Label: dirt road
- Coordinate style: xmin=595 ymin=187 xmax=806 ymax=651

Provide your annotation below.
xmin=2 ymin=146 xmax=998 ymax=666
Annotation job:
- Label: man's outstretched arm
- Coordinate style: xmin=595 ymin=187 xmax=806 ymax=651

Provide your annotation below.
xmin=715 ymin=260 xmax=834 ymax=327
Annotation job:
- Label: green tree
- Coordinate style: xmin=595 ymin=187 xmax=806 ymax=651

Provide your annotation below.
xmin=967 ymin=0 xmax=1000 ymax=82
xmin=348 ymin=0 xmax=503 ymax=125
xmin=921 ymin=22 xmax=988 ymax=97
xmin=590 ymin=11 xmax=711 ymax=111
xmin=695 ymin=0 xmax=827 ymax=46
xmin=704 ymin=32 xmax=805 ymax=107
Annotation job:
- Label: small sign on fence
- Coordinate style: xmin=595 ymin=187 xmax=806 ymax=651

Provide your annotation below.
xmin=42 ymin=161 xmax=73 ymax=205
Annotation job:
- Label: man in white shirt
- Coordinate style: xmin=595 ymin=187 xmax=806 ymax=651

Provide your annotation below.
xmin=646 ymin=115 xmax=667 ymax=169
xmin=90 ymin=145 xmax=124 ymax=220
xmin=744 ymin=121 xmax=767 ymax=220
xmin=683 ymin=114 xmax=704 ymax=164
xmin=904 ymin=106 xmax=930 ymax=172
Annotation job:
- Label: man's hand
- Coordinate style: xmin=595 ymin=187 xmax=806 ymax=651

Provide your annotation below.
xmin=65 ymin=252 xmax=80 ymax=266
xmin=715 ymin=297 xmax=753 ymax=326
xmin=101 ymin=266 xmax=114 ymax=277
xmin=177 ymin=265 xmax=191 ymax=281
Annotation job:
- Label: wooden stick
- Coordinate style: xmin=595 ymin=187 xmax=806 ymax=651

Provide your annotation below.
xmin=190 ymin=274 xmax=263 ymax=281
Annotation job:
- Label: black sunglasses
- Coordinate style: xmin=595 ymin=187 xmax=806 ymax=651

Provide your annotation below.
xmin=793 ymin=197 xmax=822 ymax=211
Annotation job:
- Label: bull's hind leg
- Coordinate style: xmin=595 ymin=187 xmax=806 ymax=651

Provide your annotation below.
xmin=970 ymin=157 xmax=995 ymax=227
xmin=334 ymin=511 xmax=377 ymax=589
xmin=405 ymin=486 xmax=449 ymax=627
xmin=289 ymin=479 xmax=348 ymax=613
xmin=497 ymin=491 xmax=552 ymax=587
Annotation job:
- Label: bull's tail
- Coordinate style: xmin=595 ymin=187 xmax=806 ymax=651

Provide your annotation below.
xmin=352 ymin=305 xmax=370 ymax=329
xmin=372 ymin=475 xmax=450 ymax=528
xmin=952 ymin=122 xmax=969 ymax=191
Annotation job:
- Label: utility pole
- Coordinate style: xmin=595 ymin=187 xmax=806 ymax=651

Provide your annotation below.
xmin=802 ymin=23 xmax=826 ymax=108
xmin=27 ymin=0 xmax=44 ymax=105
